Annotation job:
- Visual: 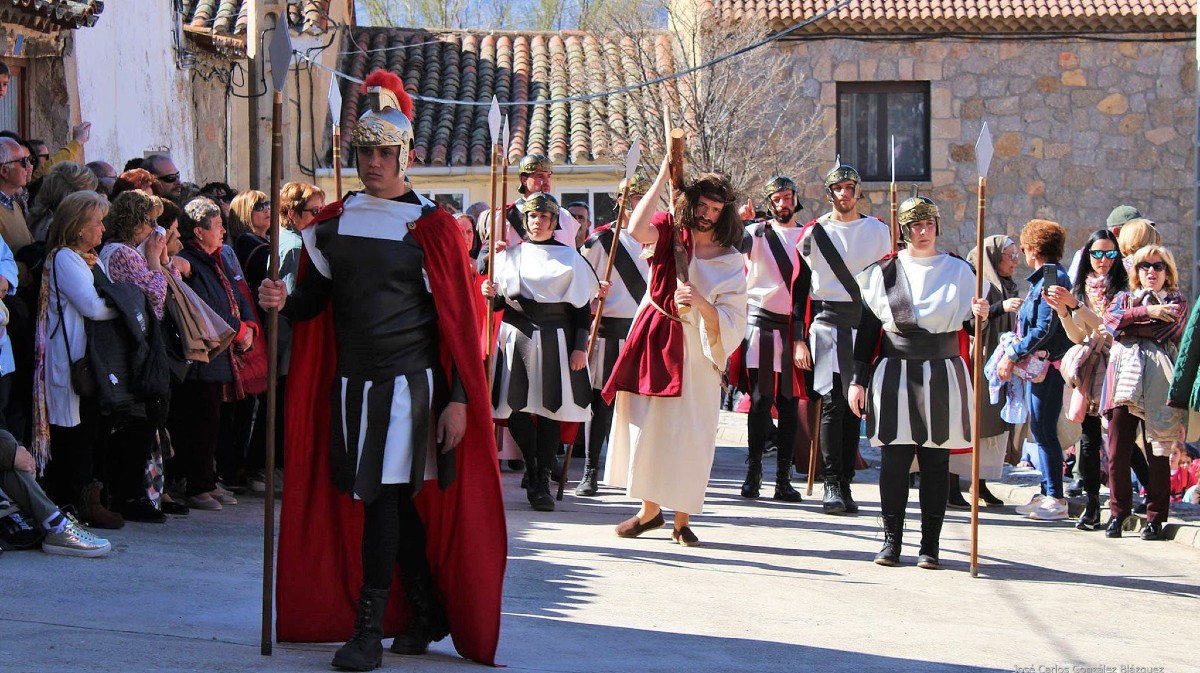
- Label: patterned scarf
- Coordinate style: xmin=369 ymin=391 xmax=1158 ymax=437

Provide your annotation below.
xmin=31 ymin=252 xmax=57 ymax=473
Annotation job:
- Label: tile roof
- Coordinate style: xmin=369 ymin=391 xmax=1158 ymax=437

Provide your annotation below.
xmin=704 ymin=0 xmax=1196 ymax=34
xmin=181 ymin=0 xmax=332 ymax=50
xmin=336 ymin=27 xmax=677 ymax=168
xmin=1 ymin=0 xmax=104 ymax=31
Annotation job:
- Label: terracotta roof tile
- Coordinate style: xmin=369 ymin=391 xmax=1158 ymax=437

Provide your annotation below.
xmin=1 ymin=0 xmax=104 ymax=31
xmin=338 ymin=27 xmax=676 ymax=168
xmin=182 ymin=0 xmax=332 ymax=48
xmin=705 ymin=0 xmax=1195 ymax=33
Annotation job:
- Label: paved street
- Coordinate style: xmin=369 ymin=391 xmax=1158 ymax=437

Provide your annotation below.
xmin=3 ymin=424 xmax=1197 ymax=673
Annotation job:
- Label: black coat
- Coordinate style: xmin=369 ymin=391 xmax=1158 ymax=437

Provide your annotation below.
xmin=84 ymin=273 xmax=170 ymax=419
xmin=177 ymin=243 xmax=256 ymax=383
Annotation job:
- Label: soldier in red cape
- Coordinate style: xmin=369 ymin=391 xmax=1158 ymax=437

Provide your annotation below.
xmin=259 ymin=70 xmax=505 ymax=671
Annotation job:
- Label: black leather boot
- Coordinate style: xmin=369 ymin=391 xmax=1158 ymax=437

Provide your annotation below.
xmin=529 ymin=467 xmax=555 ymax=512
xmin=874 ymin=514 xmax=903 ymax=566
xmin=772 ymin=449 xmax=801 ymax=502
xmin=390 ymin=575 xmax=450 ymax=655
xmin=741 ymin=448 xmax=763 ymax=499
xmin=1075 ymin=494 xmax=1101 ymax=531
xmin=574 ymin=466 xmax=599 ymax=497
xmin=947 ymin=473 xmax=970 ymax=510
xmin=1105 ymin=515 xmax=1126 ymax=538
xmin=840 ymin=479 xmax=858 ymax=513
xmin=331 ymin=587 xmax=389 ymax=671
xmin=822 ymin=479 xmax=846 ymax=514
xmin=917 ymin=515 xmax=943 ymax=569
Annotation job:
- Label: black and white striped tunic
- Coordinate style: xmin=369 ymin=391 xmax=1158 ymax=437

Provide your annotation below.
xmin=851 ymin=252 xmax=978 ymax=449
xmin=741 ymin=221 xmax=803 ymax=377
xmin=490 ymin=239 xmax=599 ymax=423
xmin=581 ymin=225 xmax=649 ymax=389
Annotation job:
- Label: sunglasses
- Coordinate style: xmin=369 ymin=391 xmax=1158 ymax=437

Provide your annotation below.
xmin=1 ymin=156 xmax=32 ymax=168
xmin=157 ymin=172 xmax=181 ymax=184
xmin=253 ymin=201 xmax=272 ymax=212
xmin=1089 ymin=249 xmax=1120 ymax=259
xmin=1137 ymin=261 xmax=1168 ymax=272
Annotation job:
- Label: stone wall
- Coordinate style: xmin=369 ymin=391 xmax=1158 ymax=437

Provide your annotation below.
xmin=779 ymin=35 xmax=1195 ymax=294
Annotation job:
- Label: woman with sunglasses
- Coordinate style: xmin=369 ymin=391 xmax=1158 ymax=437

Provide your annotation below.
xmin=1101 ymin=245 xmax=1186 ymax=540
xmin=1044 ymin=230 xmax=1128 ymax=530
xmin=228 ymin=190 xmax=271 ymax=264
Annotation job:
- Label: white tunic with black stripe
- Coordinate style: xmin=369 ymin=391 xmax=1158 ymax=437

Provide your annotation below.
xmin=490 ymin=240 xmax=599 ymax=423
xmin=742 ymin=220 xmax=803 ymax=374
xmin=856 ymin=251 xmax=978 ymax=449
xmin=581 ymin=225 xmax=649 ymax=389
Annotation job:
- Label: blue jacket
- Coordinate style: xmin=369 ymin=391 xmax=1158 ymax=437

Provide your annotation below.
xmin=178 ymin=243 xmax=256 ymax=383
xmin=1007 ymin=263 xmax=1073 ymax=361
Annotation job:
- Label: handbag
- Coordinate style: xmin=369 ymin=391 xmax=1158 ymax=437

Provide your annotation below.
xmin=227 ymin=322 xmax=269 ymax=400
xmin=51 ymin=261 xmax=99 ymax=397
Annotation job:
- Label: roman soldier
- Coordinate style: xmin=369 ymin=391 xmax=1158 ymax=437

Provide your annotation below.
xmin=734 ymin=176 xmax=804 ymax=502
xmin=575 ymin=171 xmax=652 ymax=497
xmin=796 ymin=162 xmax=891 ymax=514
xmin=477 ymin=153 xmax=580 ymax=250
xmin=260 ymin=70 xmax=505 ymax=671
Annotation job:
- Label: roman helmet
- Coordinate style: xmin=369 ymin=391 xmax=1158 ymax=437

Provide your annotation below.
xmin=823 ymin=160 xmax=862 ymax=201
xmin=349 ymin=70 xmax=415 ymax=176
xmin=617 ymin=171 xmax=652 ymax=210
xmin=519 ymin=191 xmax=560 ymax=226
xmin=518 ymin=153 xmax=553 ymax=194
xmin=762 ymin=176 xmax=802 ymax=218
xmin=897 ymin=194 xmax=941 ymax=241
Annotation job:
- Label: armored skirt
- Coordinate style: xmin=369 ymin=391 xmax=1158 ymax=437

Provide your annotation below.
xmin=852 ymin=252 xmax=979 ymax=451
xmin=603 ymin=249 xmax=748 ymax=514
xmin=489 ymin=239 xmax=599 ymax=423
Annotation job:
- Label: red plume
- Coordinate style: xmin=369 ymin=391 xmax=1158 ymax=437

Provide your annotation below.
xmin=362 ymin=69 xmax=413 ymax=121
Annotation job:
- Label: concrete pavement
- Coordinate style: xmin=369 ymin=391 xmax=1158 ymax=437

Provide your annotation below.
xmin=2 ymin=425 xmax=1197 ymax=673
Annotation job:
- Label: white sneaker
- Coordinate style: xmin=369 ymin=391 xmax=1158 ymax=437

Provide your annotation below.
xmin=42 ymin=516 xmax=111 ymax=558
xmin=1028 ymin=496 xmax=1069 ymax=521
xmin=1014 ymin=493 xmax=1044 ymax=515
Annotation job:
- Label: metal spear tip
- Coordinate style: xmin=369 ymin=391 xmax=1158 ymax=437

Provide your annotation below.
xmin=624 ymin=137 xmax=642 ymax=180
xmin=488 ymin=96 xmax=501 ymax=147
xmin=502 ymin=115 xmax=510 ymax=156
xmin=889 ymin=135 xmax=896 ymax=184
xmin=327 ymin=76 xmax=342 ymax=128
xmin=268 ymin=17 xmax=293 ymax=93
xmin=975 ymin=122 xmax=994 ymax=179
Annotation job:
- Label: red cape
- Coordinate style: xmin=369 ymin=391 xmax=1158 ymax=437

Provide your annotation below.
xmin=602 ymin=212 xmax=691 ymax=401
xmin=275 ymin=199 xmax=506 ymax=665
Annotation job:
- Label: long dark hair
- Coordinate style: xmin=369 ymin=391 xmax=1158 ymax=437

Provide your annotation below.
xmin=673 ymin=172 xmax=744 ymax=248
xmin=1071 ymin=228 xmax=1127 ymax=303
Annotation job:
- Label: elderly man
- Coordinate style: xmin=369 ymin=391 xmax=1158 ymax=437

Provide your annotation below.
xmin=86 ymin=160 xmax=118 ymax=197
xmin=0 ymin=138 xmax=32 ymax=254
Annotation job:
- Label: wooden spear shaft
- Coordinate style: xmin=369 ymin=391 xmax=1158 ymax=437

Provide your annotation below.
xmin=484 ymin=144 xmax=501 ymax=391
xmin=889 ymin=182 xmax=899 ymax=251
xmin=970 ymin=175 xmax=986 ymax=578
xmin=261 ymin=88 xmax=283 ymax=657
xmin=806 ymin=398 xmax=822 ymax=496
xmin=332 ymin=127 xmax=342 ymax=200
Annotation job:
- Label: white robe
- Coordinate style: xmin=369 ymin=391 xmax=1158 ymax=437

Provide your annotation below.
xmin=603 ymin=248 xmax=747 ymax=514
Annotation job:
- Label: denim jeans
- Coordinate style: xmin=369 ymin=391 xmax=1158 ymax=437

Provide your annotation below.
xmin=1029 ymin=369 xmax=1065 ymax=499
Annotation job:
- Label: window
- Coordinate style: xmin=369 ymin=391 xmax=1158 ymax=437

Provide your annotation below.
xmin=0 ymin=61 xmax=28 ymax=137
xmin=837 ymin=82 xmax=929 ymax=182
xmin=419 ymin=190 xmax=467 ymax=214
xmin=559 ymin=189 xmax=618 ymax=229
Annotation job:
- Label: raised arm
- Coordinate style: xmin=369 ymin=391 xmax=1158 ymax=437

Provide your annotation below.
xmin=626 ymin=156 xmax=671 ymax=245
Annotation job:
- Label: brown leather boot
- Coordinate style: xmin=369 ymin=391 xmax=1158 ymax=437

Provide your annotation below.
xmin=79 ymin=482 xmax=125 ymax=530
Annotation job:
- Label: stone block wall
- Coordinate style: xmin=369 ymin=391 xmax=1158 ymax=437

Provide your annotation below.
xmin=780 ymin=35 xmax=1196 ymax=294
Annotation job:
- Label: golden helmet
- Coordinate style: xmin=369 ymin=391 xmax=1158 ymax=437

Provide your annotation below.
xmin=897 ymin=195 xmax=941 ymax=240
xmin=350 ymin=70 xmax=415 ymax=173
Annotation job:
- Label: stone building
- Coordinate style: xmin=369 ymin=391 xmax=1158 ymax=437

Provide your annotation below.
xmin=701 ymin=0 xmax=1197 ymax=290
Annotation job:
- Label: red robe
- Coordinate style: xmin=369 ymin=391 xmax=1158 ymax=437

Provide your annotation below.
xmin=603 ymin=211 xmax=692 ymax=401
xmin=275 ymin=199 xmax=506 ymax=666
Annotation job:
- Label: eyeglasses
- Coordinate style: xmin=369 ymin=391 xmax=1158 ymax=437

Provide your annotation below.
xmin=157 ymin=172 xmax=181 ymax=184
xmin=1002 ymin=251 xmax=1021 ymax=260
xmin=302 ymin=207 xmax=321 ymax=217
xmin=1137 ymin=261 xmax=1168 ymax=272
xmin=253 ymin=201 xmax=272 ymax=212
xmin=1089 ymin=249 xmax=1120 ymax=259
xmin=36 ymin=153 xmax=49 ymax=161
xmin=1 ymin=156 xmax=32 ymax=168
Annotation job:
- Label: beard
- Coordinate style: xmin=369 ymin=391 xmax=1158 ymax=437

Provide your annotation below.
xmin=691 ymin=219 xmax=715 ymax=233
xmin=773 ymin=208 xmax=794 ymax=224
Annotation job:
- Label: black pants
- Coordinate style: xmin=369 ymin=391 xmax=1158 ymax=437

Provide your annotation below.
xmin=245 ymin=378 xmax=286 ymax=472
xmin=105 ymin=417 xmax=157 ymax=503
xmin=820 ymin=374 xmax=860 ymax=483
xmin=585 ymin=392 xmax=613 ymax=471
xmin=508 ymin=412 xmax=560 ymax=474
xmin=747 ymin=368 xmax=798 ymax=477
xmin=1077 ymin=414 xmax=1103 ymax=497
xmin=44 ymin=396 xmax=102 ymax=506
xmin=362 ymin=483 xmax=434 ymax=591
xmin=879 ymin=445 xmax=949 ymax=519
xmin=218 ymin=396 xmax=258 ymax=484
xmin=167 ymin=380 xmax=223 ymax=496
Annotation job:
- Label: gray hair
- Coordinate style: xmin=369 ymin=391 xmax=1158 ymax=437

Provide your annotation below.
xmin=28 ymin=162 xmax=100 ymax=225
xmin=0 ymin=137 xmax=20 ymax=165
xmin=182 ymin=197 xmax=222 ymax=239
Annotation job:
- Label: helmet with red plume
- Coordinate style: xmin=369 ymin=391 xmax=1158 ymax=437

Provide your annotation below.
xmin=350 ymin=69 xmax=416 ymax=174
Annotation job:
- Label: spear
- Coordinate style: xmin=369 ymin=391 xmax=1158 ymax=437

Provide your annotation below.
xmin=889 ymin=135 xmax=898 ymax=251
xmin=483 ymin=97 xmax=502 ymax=391
xmin=970 ymin=122 xmax=994 ymax=578
xmin=585 ymin=138 xmax=641 ymax=358
xmin=499 ymin=115 xmax=510 ymax=242
xmin=261 ymin=17 xmax=292 ymax=657
xmin=328 ymin=76 xmax=342 ymax=200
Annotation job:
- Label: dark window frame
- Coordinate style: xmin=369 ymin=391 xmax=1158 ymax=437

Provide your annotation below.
xmin=836 ymin=81 xmax=931 ymax=182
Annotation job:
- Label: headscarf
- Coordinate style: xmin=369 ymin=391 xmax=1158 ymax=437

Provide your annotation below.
xmin=968 ymin=234 xmax=1018 ymax=337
